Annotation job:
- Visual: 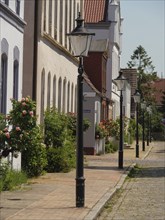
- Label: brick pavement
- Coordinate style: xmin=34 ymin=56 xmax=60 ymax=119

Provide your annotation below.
xmin=97 ymin=141 xmax=165 ymax=220
xmin=0 ymin=142 xmax=153 ymax=220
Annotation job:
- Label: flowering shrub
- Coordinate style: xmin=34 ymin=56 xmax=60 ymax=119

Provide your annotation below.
xmin=95 ymin=123 xmax=107 ymax=139
xmin=0 ymin=97 xmax=47 ymax=177
xmin=0 ymin=97 xmax=36 ymax=156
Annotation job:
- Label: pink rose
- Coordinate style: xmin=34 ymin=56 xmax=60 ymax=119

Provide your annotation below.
xmin=22 ymin=102 xmax=26 ymax=106
xmin=16 ymin=127 xmax=21 ymax=131
xmin=4 ymin=128 xmax=8 ymax=132
xmin=21 ymin=98 xmax=25 ymax=102
xmin=29 ymin=111 xmax=33 ymax=116
xmin=22 ymin=110 xmax=27 ymax=115
xmin=5 ymin=132 xmax=10 ymax=139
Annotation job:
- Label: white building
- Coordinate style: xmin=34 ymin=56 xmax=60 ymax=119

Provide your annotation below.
xmin=84 ymin=0 xmax=131 ymax=119
xmin=0 ymin=0 xmax=26 ymax=169
xmin=23 ymin=0 xmax=83 ymax=123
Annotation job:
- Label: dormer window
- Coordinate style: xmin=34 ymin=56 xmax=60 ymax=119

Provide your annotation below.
xmin=16 ymin=0 xmax=20 ymax=15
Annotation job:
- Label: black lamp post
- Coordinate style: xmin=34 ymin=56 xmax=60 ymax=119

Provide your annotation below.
xmin=147 ymin=105 xmax=152 ymax=145
xmin=114 ymin=71 xmax=127 ymax=169
xmin=67 ymin=12 xmax=95 ymax=208
xmin=141 ymin=101 xmax=146 ymax=151
xmin=133 ymin=90 xmax=141 ymax=158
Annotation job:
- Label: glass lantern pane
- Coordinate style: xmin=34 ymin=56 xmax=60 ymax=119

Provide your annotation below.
xmin=69 ymin=35 xmax=92 ymax=57
xmin=134 ymin=94 xmax=140 ymax=103
xmin=115 ymin=80 xmax=125 ymax=91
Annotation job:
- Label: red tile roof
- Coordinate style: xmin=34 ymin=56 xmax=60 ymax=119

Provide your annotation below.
xmin=84 ymin=0 xmax=107 ymax=23
xmin=151 ymin=79 xmax=165 ymax=105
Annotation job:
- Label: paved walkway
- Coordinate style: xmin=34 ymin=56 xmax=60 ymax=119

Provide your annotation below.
xmin=97 ymin=141 xmax=165 ymax=220
xmin=0 ymin=141 xmax=154 ymax=220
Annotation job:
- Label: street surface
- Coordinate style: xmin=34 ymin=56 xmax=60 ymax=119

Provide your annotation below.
xmin=97 ymin=141 xmax=165 ymax=220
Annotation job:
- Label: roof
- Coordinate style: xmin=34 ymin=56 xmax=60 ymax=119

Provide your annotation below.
xmin=150 ymin=79 xmax=165 ymax=105
xmin=84 ymin=0 xmax=107 ymax=23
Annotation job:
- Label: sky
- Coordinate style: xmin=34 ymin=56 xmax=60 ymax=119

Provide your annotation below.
xmin=120 ymin=0 xmax=165 ymax=78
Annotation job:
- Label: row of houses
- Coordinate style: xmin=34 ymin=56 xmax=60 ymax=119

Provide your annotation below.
xmin=0 ymin=0 xmax=139 ymax=162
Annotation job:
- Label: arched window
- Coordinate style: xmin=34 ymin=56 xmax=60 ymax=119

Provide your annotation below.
xmin=58 ymin=77 xmax=62 ymax=112
xmin=67 ymin=82 xmax=70 ymax=113
xmin=40 ymin=69 xmax=45 ymax=124
xmin=49 ymin=0 xmax=52 ymax=34
xmin=16 ymin=0 xmax=20 ymax=15
xmin=71 ymin=83 xmax=74 ymax=113
xmin=13 ymin=60 xmax=19 ymax=100
xmin=62 ymin=78 xmax=66 ymax=113
xmin=0 ymin=54 xmax=8 ymax=114
xmin=47 ymin=72 xmax=51 ymax=109
xmin=53 ymin=75 xmax=56 ymax=107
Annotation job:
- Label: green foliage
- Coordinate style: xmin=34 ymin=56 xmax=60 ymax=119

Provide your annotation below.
xmin=160 ymin=91 xmax=165 ymax=117
xmin=46 ymin=140 xmax=76 ymax=173
xmin=21 ymin=130 xmax=48 ymax=177
xmin=0 ymin=162 xmax=27 ymax=191
xmin=67 ymin=113 xmax=91 ymax=137
xmin=0 ymin=97 xmax=48 ymax=177
xmin=95 ymin=124 xmax=107 ymax=139
xmin=0 ymin=97 xmax=37 ymax=153
xmin=44 ymin=108 xmax=67 ymax=147
xmin=105 ymin=139 xmax=118 ymax=153
xmin=127 ymin=45 xmax=158 ymax=100
xmin=44 ymin=109 xmax=76 ymax=173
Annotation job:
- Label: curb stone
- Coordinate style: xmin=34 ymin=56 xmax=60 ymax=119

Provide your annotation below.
xmin=84 ymin=163 xmax=136 ymax=220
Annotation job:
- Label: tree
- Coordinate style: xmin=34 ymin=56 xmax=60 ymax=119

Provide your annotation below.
xmin=160 ymin=91 xmax=165 ymax=117
xmin=127 ymin=45 xmax=158 ymax=101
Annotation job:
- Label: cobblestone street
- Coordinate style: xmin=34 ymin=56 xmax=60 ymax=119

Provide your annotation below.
xmin=97 ymin=141 xmax=165 ymax=220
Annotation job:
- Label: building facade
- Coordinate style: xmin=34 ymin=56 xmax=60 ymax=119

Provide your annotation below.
xmin=84 ymin=0 xmax=123 ymax=119
xmin=0 ymin=0 xmax=25 ymax=114
xmin=0 ymin=0 xmax=26 ymax=169
xmin=23 ymin=0 xmax=83 ymax=123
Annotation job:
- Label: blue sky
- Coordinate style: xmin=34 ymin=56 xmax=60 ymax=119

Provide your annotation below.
xmin=120 ymin=0 xmax=165 ymax=78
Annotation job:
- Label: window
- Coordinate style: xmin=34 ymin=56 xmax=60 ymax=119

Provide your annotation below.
xmin=40 ymin=69 xmax=45 ymax=124
xmin=13 ymin=60 xmax=19 ymax=100
xmin=0 ymin=54 xmax=8 ymax=114
xmin=16 ymin=0 xmax=20 ymax=15
xmin=53 ymin=75 xmax=56 ymax=107
xmin=47 ymin=72 xmax=51 ymax=109
xmin=2 ymin=0 xmax=9 ymax=6
xmin=49 ymin=0 xmax=52 ymax=34
xmin=67 ymin=82 xmax=70 ymax=113
xmin=62 ymin=78 xmax=66 ymax=113
xmin=58 ymin=77 xmax=62 ymax=112
xmin=71 ymin=83 xmax=74 ymax=113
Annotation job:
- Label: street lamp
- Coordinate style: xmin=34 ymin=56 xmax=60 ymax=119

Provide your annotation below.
xmin=133 ymin=90 xmax=141 ymax=158
xmin=147 ymin=105 xmax=152 ymax=145
xmin=141 ymin=100 xmax=146 ymax=151
xmin=114 ymin=71 xmax=127 ymax=169
xmin=67 ymin=12 xmax=95 ymax=208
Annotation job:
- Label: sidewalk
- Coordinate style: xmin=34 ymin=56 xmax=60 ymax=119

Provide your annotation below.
xmin=0 ymin=142 xmax=153 ymax=220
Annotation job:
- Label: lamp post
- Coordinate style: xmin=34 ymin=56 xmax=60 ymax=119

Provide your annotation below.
xmin=149 ymin=107 xmax=152 ymax=143
xmin=67 ymin=12 xmax=95 ymax=208
xmin=147 ymin=105 xmax=152 ymax=145
xmin=133 ymin=90 xmax=141 ymax=158
xmin=114 ymin=71 xmax=127 ymax=169
xmin=141 ymin=101 xmax=146 ymax=151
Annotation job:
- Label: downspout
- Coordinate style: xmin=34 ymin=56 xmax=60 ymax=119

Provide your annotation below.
xmin=32 ymin=0 xmax=38 ymax=101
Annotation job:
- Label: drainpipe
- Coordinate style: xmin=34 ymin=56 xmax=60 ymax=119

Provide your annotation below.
xmin=32 ymin=0 xmax=38 ymax=101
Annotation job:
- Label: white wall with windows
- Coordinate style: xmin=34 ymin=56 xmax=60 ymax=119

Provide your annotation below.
xmin=0 ymin=0 xmax=25 ymax=114
xmin=35 ymin=0 xmax=82 ymax=123
xmin=0 ymin=0 xmax=25 ymax=170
